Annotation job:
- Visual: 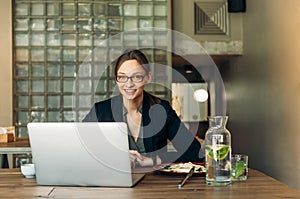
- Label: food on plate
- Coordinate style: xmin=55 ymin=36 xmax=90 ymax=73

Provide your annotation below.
xmin=162 ymin=162 xmax=206 ymax=173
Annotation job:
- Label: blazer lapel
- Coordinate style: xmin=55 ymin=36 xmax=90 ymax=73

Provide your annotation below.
xmin=110 ymin=95 xmax=123 ymax=122
xmin=142 ymin=93 xmax=155 ymax=153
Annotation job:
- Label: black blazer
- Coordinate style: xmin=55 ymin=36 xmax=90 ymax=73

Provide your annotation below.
xmin=83 ymin=91 xmax=203 ymax=163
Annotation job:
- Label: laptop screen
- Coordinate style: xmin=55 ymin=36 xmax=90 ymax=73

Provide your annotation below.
xmin=28 ymin=122 xmax=144 ymax=187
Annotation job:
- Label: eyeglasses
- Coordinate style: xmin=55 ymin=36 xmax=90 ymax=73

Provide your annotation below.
xmin=116 ymin=75 xmax=145 ymax=83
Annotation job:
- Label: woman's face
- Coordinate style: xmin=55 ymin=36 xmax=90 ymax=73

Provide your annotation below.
xmin=116 ymin=59 xmax=151 ymax=101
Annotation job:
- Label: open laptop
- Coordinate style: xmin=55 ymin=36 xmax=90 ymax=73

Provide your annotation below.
xmin=27 ymin=122 xmax=145 ymax=187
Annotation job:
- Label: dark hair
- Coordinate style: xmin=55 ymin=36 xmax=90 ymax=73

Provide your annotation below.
xmin=114 ymin=49 xmax=150 ymax=76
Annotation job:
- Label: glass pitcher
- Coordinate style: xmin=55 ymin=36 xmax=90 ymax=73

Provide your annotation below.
xmin=205 ymin=116 xmax=231 ymax=186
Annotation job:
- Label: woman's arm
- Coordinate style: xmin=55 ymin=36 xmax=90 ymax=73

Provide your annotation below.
xmin=163 ymin=101 xmax=203 ymax=162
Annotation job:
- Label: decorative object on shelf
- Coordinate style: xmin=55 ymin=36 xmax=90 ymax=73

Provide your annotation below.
xmin=0 ymin=126 xmax=15 ymax=143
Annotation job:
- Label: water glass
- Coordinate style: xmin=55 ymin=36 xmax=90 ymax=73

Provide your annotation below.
xmin=231 ymin=154 xmax=248 ymax=181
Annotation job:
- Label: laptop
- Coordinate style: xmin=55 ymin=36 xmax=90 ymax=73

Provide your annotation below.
xmin=27 ymin=122 xmax=145 ymax=187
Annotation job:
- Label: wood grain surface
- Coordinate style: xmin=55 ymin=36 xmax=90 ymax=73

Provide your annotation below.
xmin=0 ymin=168 xmax=299 ymax=199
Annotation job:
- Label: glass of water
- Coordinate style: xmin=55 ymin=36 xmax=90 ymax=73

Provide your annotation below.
xmin=231 ymin=154 xmax=248 ymax=181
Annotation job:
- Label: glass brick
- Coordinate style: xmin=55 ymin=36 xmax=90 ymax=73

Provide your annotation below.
xmin=63 ymin=3 xmax=75 ymax=16
xmin=47 ymin=48 xmax=61 ymax=61
xmin=79 ymin=34 xmax=92 ymax=46
xmin=48 ymin=111 xmax=62 ymax=122
xmin=63 ymin=64 xmax=77 ymax=77
xmin=139 ymin=19 xmax=152 ymax=28
xmin=94 ymin=18 xmax=107 ymax=31
xmin=78 ymin=95 xmax=92 ymax=108
xmin=124 ymin=19 xmax=137 ymax=30
xmin=154 ymin=4 xmax=167 ymax=16
xmin=16 ymin=127 xmax=28 ymax=138
xmin=47 ymin=3 xmax=60 ymax=16
xmin=78 ymin=111 xmax=89 ymax=121
xmin=109 ymin=34 xmax=122 ymax=47
xmin=32 ymin=96 xmax=45 ymax=108
xmin=31 ymin=48 xmax=45 ymax=62
xmin=79 ymin=80 xmax=92 ymax=93
xmin=17 ymin=111 xmax=29 ymax=124
xmin=31 ymin=34 xmax=45 ymax=46
xmin=94 ymin=3 xmax=106 ymax=16
xmin=139 ymin=34 xmax=153 ymax=46
xmin=154 ymin=19 xmax=167 ymax=28
xmin=30 ymin=111 xmax=45 ymax=122
xmin=47 ymin=33 xmax=61 ymax=46
xmin=31 ymin=3 xmax=44 ymax=15
xmin=32 ymin=80 xmax=45 ymax=92
xmin=79 ymin=48 xmax=92 ymax=61
xmin=47 ymin=80 xmax=61 ymax=92
xmin=108 ymin=19 xmax=121 ymax=31
xmin=108 ymin=19 xmax=122 ymax=31
xmin=16 ymin=96 xmax=29 ymax=108
xmin=63 ymin=49 xmax=77 ymax=62
xmin=48 ymin=96 xmax=60 ymax=108
xmin=79 ymin=3 xmax=91 ymax=16
xmin=93 ymin=48 xmax=108 ymax=62
xmin=63 ymin=34 xmax=76 ymax=46
xmin=63 ymin=80 xmax=75 ymax=93
xmin=63 ymin=111 xmax=75 ymax=122
xmin=124 ymin=4 xmax=137 ymax=16
xmin=154 ymin=33 xmax=168 ymax=46
xmin=139 ymin=4 xmax=153 ymax=16
xmin=78 ymin=63 xmax=92 ymax=77
xmin=108 ymin=4 xmax=122 ymax=16
xmin=47 ymin=19 xmax=61 ymax=31
xmin=124 ymin=33 xmax=138 ymax=46
xmin=16 ymin=63 xmax=28 ymax=77
xmin=95 ymin=79 xmax=107 ymax=93
xmin=109 ymin=48 xmax=122 ymax=62
xmin=16 ymin=48 xmax=29 ymax=61
xmin=32 ymin=64 xmax=45 ymax=77
xmin=15 ymin=19 xmax=29 ymax=31
xmin=15 ymin=34 xmax=29 ymax=46
xmin=47 ymin=64 xmax=60 ymax=77
xmin=62 ymin=19 xmax=76 ymax=31
xmin=31 ymin=19 xmax=45 ymax=31
xmin=16 ymin=80 xmax=28 ymax=92
xmin=63 ymin=95 xmax=73 ymax=108
xmin=15 ymin=3 xmax=28 ymax=16
xmin=94 ymin=36 xmax=108 ymax=49
xmin=78 ymin=19 xmax=92 ymax=32
xmin=154 ymin=49 xmax=167 ymax=62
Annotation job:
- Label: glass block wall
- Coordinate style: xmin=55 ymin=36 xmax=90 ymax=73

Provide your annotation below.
xmin=13 ymin=0 xmax=170 ymax=137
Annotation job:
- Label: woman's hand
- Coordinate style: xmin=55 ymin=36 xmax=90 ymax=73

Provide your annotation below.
xmin=129 ymin=150 xmax=161 ymax=167
xmin=130 ymin=150 xmax=143 ymax=168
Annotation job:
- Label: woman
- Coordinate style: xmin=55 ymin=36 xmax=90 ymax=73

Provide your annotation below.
xmin=83 ymin=49 xmax=203 ymax=167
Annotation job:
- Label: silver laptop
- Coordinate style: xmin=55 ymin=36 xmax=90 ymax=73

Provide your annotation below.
xmin=27 ymin=122 xmax=144 ymax=187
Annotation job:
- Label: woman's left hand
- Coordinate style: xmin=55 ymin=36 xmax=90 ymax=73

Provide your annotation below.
xmin=130 ymin=150 xmax=161 ymax=167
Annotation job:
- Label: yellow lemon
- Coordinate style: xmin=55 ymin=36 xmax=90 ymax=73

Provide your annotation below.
xmin=206 ymin=145 xmax=230 ymax=161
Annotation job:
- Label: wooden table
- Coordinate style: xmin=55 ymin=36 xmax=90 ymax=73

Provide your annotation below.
xmin=0 ymin=138 xmax=31 ymax=168
xmin=0 ymin=168 xmax=299 ymax=199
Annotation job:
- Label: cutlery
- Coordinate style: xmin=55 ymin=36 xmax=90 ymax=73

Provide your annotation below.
xmin=177 ymin=166 xmax=195 ymax=188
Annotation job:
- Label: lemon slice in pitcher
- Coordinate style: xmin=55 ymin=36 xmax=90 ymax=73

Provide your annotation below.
xmin=206 ymin=145 xmax=230 ymax=160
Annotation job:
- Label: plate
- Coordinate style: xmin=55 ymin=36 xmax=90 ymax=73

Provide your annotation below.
xmin=153 ymin=162 xmax=206 ymax=176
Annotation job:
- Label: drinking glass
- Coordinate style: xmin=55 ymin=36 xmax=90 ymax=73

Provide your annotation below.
xmin=231 ymin=154 xmax=248 ymax=181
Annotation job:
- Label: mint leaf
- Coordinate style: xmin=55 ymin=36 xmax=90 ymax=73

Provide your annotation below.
xmin=232 ymin=161 xmax=245 ymax=178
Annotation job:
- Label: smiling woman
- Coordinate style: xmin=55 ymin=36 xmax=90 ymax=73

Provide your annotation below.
xmin=83 ymin=49 xmax=204 ymax=168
